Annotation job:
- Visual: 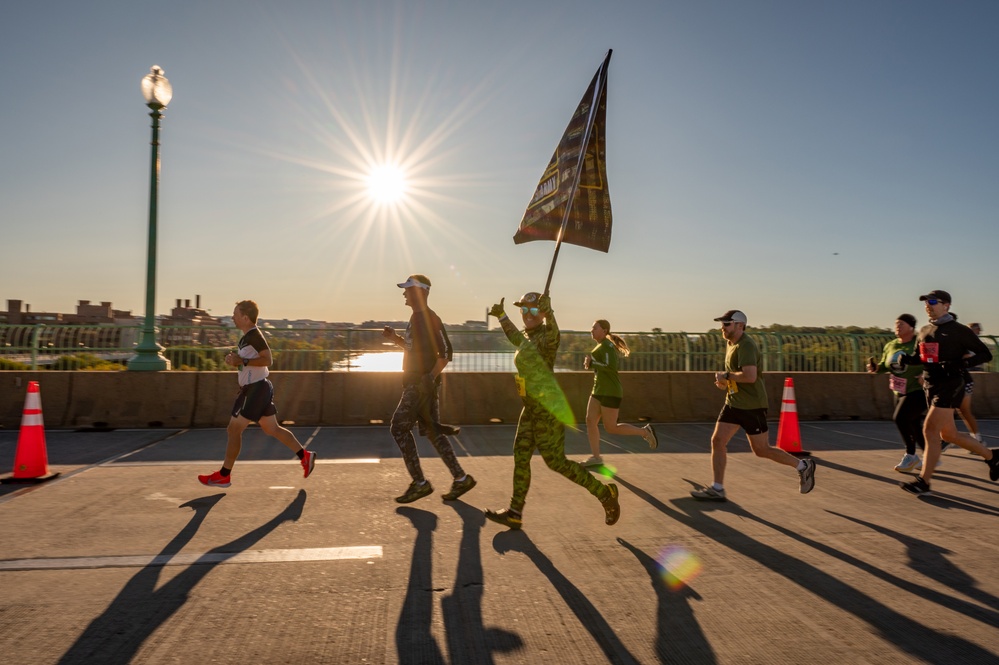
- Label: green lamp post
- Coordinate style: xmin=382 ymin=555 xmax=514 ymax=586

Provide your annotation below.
xmin=128 ymin=65 xmax=173 ymax=371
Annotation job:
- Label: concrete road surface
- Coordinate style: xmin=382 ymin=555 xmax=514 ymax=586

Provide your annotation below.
xmin=1 ymin=421 xmax=998 ymax=664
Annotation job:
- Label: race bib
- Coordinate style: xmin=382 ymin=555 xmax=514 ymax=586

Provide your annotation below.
xmin=727 ymin=379 xmax=738 ymax=395
xmin=919 ymin=342 xmax=939 ymax=364
xmin=515 ymin=375 xmax=526 ymax=397
xmin=889 ymin=375 xmax=908 ymax=393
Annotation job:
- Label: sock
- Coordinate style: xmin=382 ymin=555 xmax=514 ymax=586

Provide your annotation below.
xmin=711 ymin=483 xmax=724 ymax=491
xmin=454 ymin=475 xmax=466 ymax=483
xmin=296 ymin=449 xmax=305 ymax=460
xmin=973 ymin=432 xmax=982 ymax=442
xmin=796 ymin=460 xmax=807 ymax=472
xmin=416 ymin=479 xmax=427 ymax=486
xmin=220 ymin=467 xmax=231 ymax=477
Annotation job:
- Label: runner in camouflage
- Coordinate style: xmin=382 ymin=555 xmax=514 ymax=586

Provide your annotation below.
xmin=484 ymin=291 xmax=620 ymax=530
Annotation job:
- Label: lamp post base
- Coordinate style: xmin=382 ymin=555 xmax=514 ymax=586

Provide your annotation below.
xmin=127 ymin=348 xmax=171 ymax=371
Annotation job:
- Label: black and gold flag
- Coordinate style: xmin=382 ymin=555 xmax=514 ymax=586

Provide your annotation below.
xmin=514 ymin=51 xmax=612 ymax=253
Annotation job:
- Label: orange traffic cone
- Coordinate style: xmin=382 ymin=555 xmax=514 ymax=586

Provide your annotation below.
xmin=776 ymin=377 xmax=810 ymax=457
xmin=2 ymin=381 xmax=60 ymax=484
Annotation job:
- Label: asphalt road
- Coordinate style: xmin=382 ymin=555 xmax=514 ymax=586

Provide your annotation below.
xmin=1 ymin=421 xmax=998 ymax=664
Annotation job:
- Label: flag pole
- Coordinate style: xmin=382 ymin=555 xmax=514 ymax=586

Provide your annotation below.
xmin=543 ymin=49 xmax=612 ymax=296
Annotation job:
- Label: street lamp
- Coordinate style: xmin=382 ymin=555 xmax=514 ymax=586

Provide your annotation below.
xmin=129 ymin=65 xmax=173 ymax=371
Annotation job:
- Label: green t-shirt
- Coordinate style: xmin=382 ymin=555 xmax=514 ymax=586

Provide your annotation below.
xmin=724 ymin=334 xmax=768 ymax=410
xmin=590 ymin=338 xmax=623 ymax=398
xmin=875 ymin=337 xmax=922 ymax=394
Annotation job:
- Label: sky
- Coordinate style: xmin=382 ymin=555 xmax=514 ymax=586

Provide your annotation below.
xmin=2 ymin=1 xmax=997 ymax=334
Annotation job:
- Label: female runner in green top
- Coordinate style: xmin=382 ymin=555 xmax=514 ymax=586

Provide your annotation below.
xmin=582 ymin=319 xmax=658 ymax=467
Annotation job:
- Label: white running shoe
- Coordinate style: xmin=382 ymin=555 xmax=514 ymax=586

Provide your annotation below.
xmin=894 ymin=453 xmax=920 ymax=473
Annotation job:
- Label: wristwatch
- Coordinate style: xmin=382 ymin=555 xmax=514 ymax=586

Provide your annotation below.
xmin=723 ymin=371 xmax=730 ymax=380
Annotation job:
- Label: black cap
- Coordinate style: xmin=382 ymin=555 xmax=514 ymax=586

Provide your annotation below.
xmin=897 ymin=313 xmax=917 ymax=328
xmin=713 ymin=309 xmax=747 ymax=324
xmin=918 ymin=290 xmax=951 ymax=304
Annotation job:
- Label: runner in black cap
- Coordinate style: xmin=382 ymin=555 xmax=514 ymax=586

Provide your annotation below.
xmin=894 ymin=290 xmax=998 ymax=494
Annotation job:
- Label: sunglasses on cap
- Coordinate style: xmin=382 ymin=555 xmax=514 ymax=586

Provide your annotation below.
xmin=520 ymin=306 xmax=540 ymax=316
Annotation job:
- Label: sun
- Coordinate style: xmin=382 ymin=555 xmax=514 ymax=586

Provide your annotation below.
xmin=365 ymin=163 xmax=408 ymax=206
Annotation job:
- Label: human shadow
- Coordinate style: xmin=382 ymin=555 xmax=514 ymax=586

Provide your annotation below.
xmin=819 ymin=459 xmax=999 ymax=515
xmin=828 ymin=510 xmax=999 ymax=613
xmin=616 ymin=538 xmax=716 ymax=665
xmin=492 ymin=529 xmax=641 ymax=664
xmin=613 ymin=475 xmax=999 ymax=664
xmin=395 ymin=507 xmax=446 ymax=665
xmin=440 ymin=500 xmax=522 ymax=664
xmin=58 ymin=490 xmax=306 ymax=665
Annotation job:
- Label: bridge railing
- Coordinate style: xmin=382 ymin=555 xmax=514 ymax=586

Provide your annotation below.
xmin=0 ymin=324 xmax=995 ymax=373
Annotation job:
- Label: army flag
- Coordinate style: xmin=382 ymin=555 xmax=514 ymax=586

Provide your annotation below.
xmin=514 ymin=50 xmax=613 ymax=254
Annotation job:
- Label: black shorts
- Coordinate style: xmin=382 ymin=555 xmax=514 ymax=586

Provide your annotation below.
xmin=232 ymin=379 xmax=278 ymax=422
xmin=718 ymin=404 xmax=769 ymax=435
xmin=963 ymin=374 xmax=974 ymax=395
xmin=924 ymin=376 xmax=965 ymax=409
xmin=593 ymin=394 xmax=622 ymax=409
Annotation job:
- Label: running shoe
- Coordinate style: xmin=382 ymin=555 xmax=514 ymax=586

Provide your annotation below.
xmin=581 ymin=455 xmax=604 ymax=467
xmin=900 ymin=476 xmax=931 ymax=495
xmin=301 ymin=450 xmax=316 ymax=478
xmin=988 ymin=449 xmax=999 ymax=482
xmin=894 ymin=453 xmax=920 ymax=473
xmin=395 ymin=480 xmax=433 ymax=504
xmin=798 ymin=459 xmax=816 ymax=494
xmin=442 ymin=475 xmax=477 ymax=501
xmin=690 ymin=485 xmax=727 ymax=501
xmin=601 ymin=483 xmax=621 ymax=525
xmin=198 ymin=470 xmax=231 ymax=488
xmin=484 ymin=508 xmax=522 ymax=530
xmin=645 ymin=424 xmax=659 ymax=450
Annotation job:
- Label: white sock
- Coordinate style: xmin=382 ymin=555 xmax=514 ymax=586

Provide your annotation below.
xmin=796 ymin=460 xmax=807 ymax=472
xmin=973 ymin=432 xmax=982 ymax=442
xmin=711 ymin=483 xmax=724 ymax=491
xmin=454 ymin=475 xmax=466 ymax=482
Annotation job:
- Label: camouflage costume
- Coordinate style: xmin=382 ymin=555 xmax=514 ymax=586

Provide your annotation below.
xmin=496 ymin=296 xmax=611 ymax=514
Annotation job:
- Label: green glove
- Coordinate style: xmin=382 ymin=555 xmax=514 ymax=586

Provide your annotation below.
xmin=488 ymin=298 xmax=505 ymax=318
xmin=538 ymin=294 xmax=552 ymax=314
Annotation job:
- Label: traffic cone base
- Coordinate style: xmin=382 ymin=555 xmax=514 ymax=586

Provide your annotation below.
xmin=776 ymin=377 xmax=810 ymax=457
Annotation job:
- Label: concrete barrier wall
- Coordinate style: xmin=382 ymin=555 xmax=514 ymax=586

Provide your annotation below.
xmin=1 ymin=371 xmax=997 ymax=429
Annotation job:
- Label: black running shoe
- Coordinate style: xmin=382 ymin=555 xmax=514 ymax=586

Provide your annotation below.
xmin=601 ymin=483 xmax=621 ymax=526
xmin=988 ymin=448 xmax=999 ymax=482
xmin=484 ymin=508 xmax=522 ymax=530
xmin=395 ymin=480 xmax=433 ymax=503
xmin=442 ymin=475 xmax=476 ymax=501
xmin=900 ymin=476 xmax=931 ymax=495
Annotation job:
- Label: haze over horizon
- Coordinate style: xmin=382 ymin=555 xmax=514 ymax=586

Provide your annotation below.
xmin=3 ymin=2 xmax=997 ymax=334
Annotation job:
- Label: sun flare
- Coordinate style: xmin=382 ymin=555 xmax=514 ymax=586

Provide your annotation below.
xmin=366 ymin=163 xmax=408 ymax=205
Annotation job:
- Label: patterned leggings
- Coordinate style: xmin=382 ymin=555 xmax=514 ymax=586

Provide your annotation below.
xmin=391 ymin=383 xmax=464 ymax=482
xmin=509 ymin=402 xmax=609 ymax=514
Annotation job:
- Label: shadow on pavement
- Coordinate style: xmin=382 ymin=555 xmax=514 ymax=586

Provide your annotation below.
xmin=395 ymin=507 xmax=446 ymax=665
xmin=615 ymin=474 xmax=999 ymax=664
xmin=57 ymin=490 xmax=306 ymax=665
xmin=616 ymin=537 xmax=717 ymax=665
xmin=441 ymin=500 xmax=522 ymax=664
xmin=492 ymin=529 xmax=641 ymax=665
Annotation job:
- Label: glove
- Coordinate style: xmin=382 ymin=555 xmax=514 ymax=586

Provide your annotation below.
xmin=488 ymin=298 xmax=505 ymax=318
xmin=538 ymin=294 xmax=552 ymax=314
xmin=890 ymin=352 xmax=915 ymax=373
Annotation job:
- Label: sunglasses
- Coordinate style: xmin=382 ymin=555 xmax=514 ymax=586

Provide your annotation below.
xmin=721 ymin=321 xmax=737 ymax=327
xmin=520 ymin=306 xmax=540 ymax=316
xmin=925 ymin=298 xmax=942 ymax=306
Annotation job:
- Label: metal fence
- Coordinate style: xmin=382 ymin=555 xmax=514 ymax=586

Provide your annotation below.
xmin=0 ymin=324 xmax=995 ymax=373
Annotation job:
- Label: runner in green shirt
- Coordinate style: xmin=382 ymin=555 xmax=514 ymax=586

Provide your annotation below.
xmin=581 ymin=319 xmax=658 ymax=467
xmin=690 ymin=310 xmax=816 ymax=502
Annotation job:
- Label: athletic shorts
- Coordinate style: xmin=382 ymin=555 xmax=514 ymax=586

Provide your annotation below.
xmin=924 ymin=376 xmax=965 ymax=410
xmin=964 ymin=374 xmax=974 ymax=395
xmin=718 ymin=404 xmax=769 ymax=435
xmin=231 ymin=379 xmax=278 ymax=422
xmin=593 ymin=394 xmax=622 ymax=409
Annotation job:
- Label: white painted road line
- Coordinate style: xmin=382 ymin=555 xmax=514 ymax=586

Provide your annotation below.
xmin=0 ymin=546 xmax=383 ymax=571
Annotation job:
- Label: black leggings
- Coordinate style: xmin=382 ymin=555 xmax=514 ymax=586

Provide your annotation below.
xmin=893 ymin=391 xmax=927 ymax=455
